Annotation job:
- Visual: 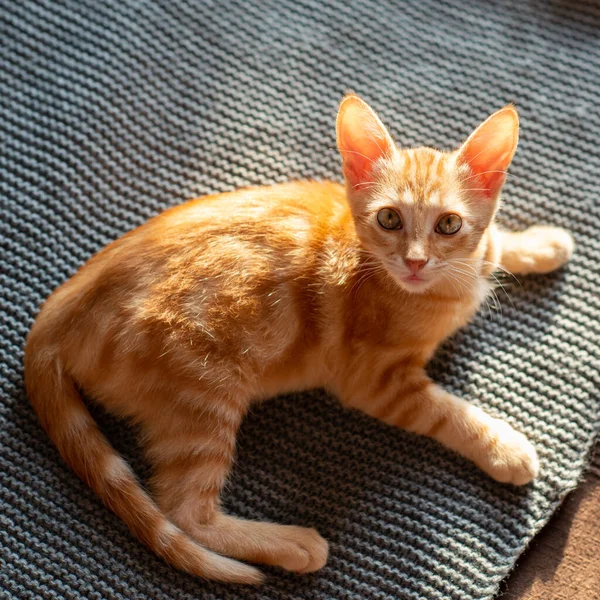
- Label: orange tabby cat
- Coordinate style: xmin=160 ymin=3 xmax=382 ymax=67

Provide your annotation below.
xmin=24 ymin=95 xmax=574 ymax=584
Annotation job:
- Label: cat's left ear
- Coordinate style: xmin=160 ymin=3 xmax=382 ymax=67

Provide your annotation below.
xmin=336 ymin=95 xmax=394 ymax=189
xmin=457 ymin=105 xmax=519 ymax=199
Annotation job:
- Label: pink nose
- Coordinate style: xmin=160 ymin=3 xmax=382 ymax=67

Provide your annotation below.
xmin=404 ymin=258 xmax=429 ymax=274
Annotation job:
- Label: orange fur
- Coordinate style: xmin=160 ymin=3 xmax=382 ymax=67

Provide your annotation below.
xmin=24 ymin=95 xmax=574 ymax=583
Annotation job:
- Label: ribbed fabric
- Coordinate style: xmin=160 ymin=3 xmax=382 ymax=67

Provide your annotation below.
xmin=1 ymin=1 xmax=599 ymax=599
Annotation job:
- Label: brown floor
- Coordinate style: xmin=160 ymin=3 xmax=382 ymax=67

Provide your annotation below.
xmin=499 ymin=446 xmax=600 ymax=600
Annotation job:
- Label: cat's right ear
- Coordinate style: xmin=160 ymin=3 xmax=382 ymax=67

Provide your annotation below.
xmin=336 ymin=95 xmax=394 ymax=189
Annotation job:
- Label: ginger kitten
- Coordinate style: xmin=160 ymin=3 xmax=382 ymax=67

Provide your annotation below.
xmin=24 ymin=95 xmax=574 ymax=584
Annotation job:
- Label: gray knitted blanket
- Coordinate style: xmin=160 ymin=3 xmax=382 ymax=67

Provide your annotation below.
xmin=2 ymin=1 xmax=599 ymax=599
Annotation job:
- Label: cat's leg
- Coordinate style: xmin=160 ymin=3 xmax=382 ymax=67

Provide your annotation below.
xmin=144 ymin=393 xmax=328 ymax=573
xmin=495 ymin=226 xmax=574 ymax=275
xmin=341 ymin=370 xmax=539 ymax=485
xmin=184 ymin=515 xmax=328 ymax=574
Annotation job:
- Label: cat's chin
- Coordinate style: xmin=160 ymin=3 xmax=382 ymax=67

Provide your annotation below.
xmin=396 ymin=276 xmax=435 ymax=294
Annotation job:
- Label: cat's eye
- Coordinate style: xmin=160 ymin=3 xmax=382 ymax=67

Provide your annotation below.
xmin=377 ymin=208 xmax=402 ymax=231
xmin=436 ymin=213 xmax=462 ymax=235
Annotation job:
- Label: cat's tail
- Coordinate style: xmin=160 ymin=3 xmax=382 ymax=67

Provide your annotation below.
xmin=23 ymin=330 xmax=263 ymax=585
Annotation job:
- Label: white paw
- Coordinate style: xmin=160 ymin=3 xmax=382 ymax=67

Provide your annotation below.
xmin=478 ymin=419 xmax=539 ymax=485
xmin=521 ymin=226 xmax=574 ymax=274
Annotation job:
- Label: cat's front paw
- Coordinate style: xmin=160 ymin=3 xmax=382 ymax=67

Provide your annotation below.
xmin=274 ymin=526 xmax=329 ymax=574
xmin=519 ymin=226 xmax=574 ymax=274
xmin=478 ymin=420 xmax=539 ymax=485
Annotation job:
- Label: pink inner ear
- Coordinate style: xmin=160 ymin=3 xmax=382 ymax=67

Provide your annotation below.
xmin=458 ymin=107 xmax=519 ymax=198
xmin=337 ymin=97 xmax=393 ymax=188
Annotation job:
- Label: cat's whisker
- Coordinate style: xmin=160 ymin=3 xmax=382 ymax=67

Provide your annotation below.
xmin=351 ymin=263 xmax=388 ymax=295
xmin=487 ymin=287 xmax=503 ymax=321
xmin=489 ymin=272 xmax=515 ymax=310
xmin=449 ymin=257 xmax=522 ymax=290
xmin=352 ymin=180 xmax=378 ymax=190
xmin=451 ymin=256 xmax=516 ymax=277
xmin=480 ymin=260 xmax=523 ymax=289
xmin=446 ymin=258 xmax=515 ymax=315
xmin=443 ymin=271 xmax=465 ymax=299
xmin=441 ymin=265 xmax=479 ymax=298
xmin=350 ymin=265 xmax=379 ymax=292
xmin=443 ymin=269 xmax=476 ymax=289
xmin=460 ymin=187 xmax=489 ymax=194
xmin=447 ymin=260 xmax=480 ymax=278
xmin=444 ymin=262 xmax=481 ymax=284
xmin=446 ymin=262 xmax=497 ymax=319
xmin=450 ymin=257 xmax=514 ymax=300
xmin=461 ymin=169 xmax=516 ymax=184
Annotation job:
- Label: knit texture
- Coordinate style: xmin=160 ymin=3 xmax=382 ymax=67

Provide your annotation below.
xmin=1 ymin=1 xmax=599 ymax=599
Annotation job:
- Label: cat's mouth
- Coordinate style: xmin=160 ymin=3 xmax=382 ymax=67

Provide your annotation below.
xmin=402 ymin=275 xmax=429 ymax=286
xmin=380 ymin=258 xmax=434 ymax=293
xmin=399 ymin=273 xmax=432 ymax=292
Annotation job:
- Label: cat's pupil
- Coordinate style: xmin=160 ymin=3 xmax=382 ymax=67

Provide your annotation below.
xmin=436 ymin=213 xmax=462 ymax=235
xmin=377 ymin=208 xmax=402 ymax=230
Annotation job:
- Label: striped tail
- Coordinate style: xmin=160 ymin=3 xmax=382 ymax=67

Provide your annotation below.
xmin=23 ymin=331 xmax=263 ymax=585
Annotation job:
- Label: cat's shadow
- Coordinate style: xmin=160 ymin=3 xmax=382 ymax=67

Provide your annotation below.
xmin=429 ymin=268 xmax=573 ymax=396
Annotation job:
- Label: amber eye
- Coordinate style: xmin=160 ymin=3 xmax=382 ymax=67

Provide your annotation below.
xmin=377 ymin=208 xmax=402 ymax=230
xmin=436 ymin=213 xmax=462 ymax=235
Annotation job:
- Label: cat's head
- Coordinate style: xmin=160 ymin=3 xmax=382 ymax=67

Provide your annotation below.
xmin=336 ymin=95 xmax=518 ymax=294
